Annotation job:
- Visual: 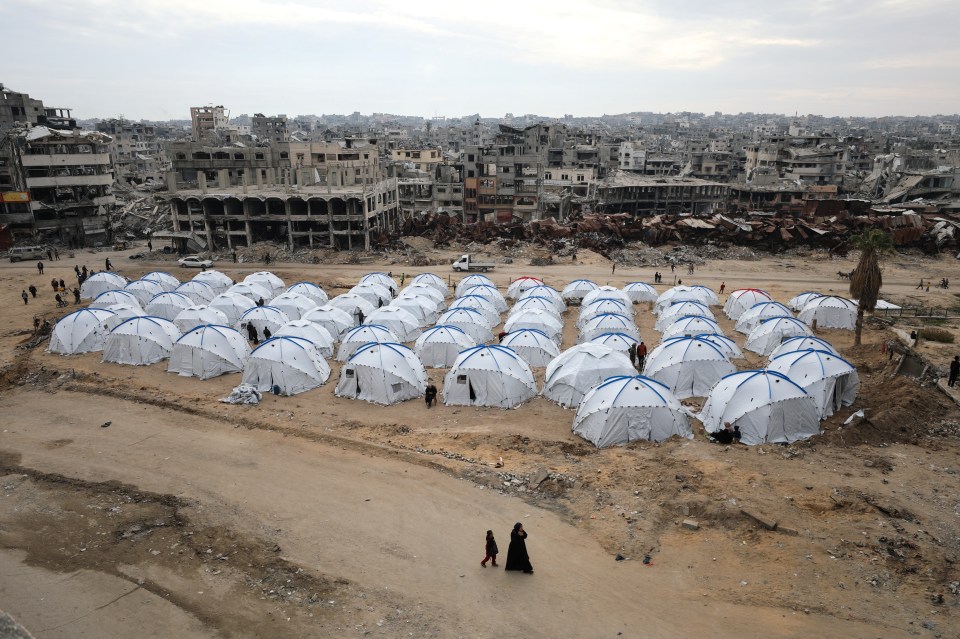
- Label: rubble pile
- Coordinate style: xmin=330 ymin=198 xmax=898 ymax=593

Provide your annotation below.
xmin=111 ymin=185 xmax=168 ymax=240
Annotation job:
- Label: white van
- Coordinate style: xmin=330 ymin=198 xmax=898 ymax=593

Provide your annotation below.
xmin=8 ymin=246 xmax=48 ymax=262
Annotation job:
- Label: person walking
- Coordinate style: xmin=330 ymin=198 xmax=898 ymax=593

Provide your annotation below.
xmin=950 ymin=356 xmax=960 ymax=388
xmin=21 ymin=290 xmax=29 ymax=305
xmin=53 ymin=248 xmax=59 ymax=260
xmin=58 ymin=278 xmax=65 ymax=291
xmin=105 ymin=258 xmax=112 ymax=271
xmin=424 ymin=381 xmax=438 ymax=408
xmin=37 ymin=261 xmax=44 ymax=275
xmin=505 ymin=523 xmax=533 ymax=574
xmin=55 ymin=293 xmax=65 ymax=307
xmin=47 ymin=249 xmax=53 ymax=261
xmin=72 ymin=288 xmax=81 ymax=304
xmin=637 ymin=341 xmax=647 ymax=371
xmin=28 ymin=284 xmax=37 ymax=298
xmin=147 ymin=239 xmax=153 ymax=252
xmin=916 ymin=279 xmax=924 ymax=290
xmin=50 ymin=278 xmax=59 ymax=293
xmin=611 ymin=262 xmax=616 ymax=275
xmin=719 ymin=282 xmax=725 ymax=294
xmin=628 ymin=342 xmax=637 ymax=368
xmin=480 ymin=530 xmax=499 ymax=568
xmin=74 ymin=265 xmax=81 ymax=280
xmin=246 ymin=323 xmax=259 ymax=345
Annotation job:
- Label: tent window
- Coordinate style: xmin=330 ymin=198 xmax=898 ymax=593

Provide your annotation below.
xmin=457 ymin=375 xmax=467 ymax=384
xmin=391 ymin=383 xmax=402 ymax=393
xmin=345 ymin=369 xmax=354 ymax=377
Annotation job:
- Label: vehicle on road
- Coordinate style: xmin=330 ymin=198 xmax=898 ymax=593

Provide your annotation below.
xmin=178 ymin=255 xmax=214 ymax=268
xmin=452 ymin=254 xmax=495 ymax=272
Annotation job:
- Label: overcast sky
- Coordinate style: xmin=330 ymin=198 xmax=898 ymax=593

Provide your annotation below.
xmin=2 ymin=0 xmax=958 ymax=121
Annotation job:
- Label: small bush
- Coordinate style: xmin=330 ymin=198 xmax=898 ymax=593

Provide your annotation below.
xmin=919 ymin=327 xmax=955 ymax=343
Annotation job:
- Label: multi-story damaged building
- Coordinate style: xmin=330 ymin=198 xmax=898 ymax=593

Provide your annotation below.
xmin=252 ymin=114 xmax=288 ymax=143
xmin=594 ymin=171 xmax=728 ymax=216
xmin=190 ymin=105 xmax=229 ymax=142
xmin=95 ymin=118 xmax=167 ymax=182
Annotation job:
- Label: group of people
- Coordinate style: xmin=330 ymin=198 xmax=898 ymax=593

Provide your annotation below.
xmin=710 ymin=422 xmax=742 ymax=445
xmin=244 ymin=322 xmax=271 ymax=345
xmin=480 ymin=523 xmax=533 ymax=574
xmin=627 ymin=341 xmax=647 ymax=371
xmin=915 ymin=279 xmax=950 ymax=291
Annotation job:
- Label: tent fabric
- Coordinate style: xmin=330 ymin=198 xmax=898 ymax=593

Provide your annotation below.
xmin=582 ymin=286 xmax=631 ymax=308
xmin=621 ymin=282 xmax=658 ymax=303
xmin=80 ymin=272 xmax=128 ymax=299
xmin=414 ymin=324 xmax=477 ymax=368
xmin=242 ymin=336 xmax=330 ymax=395
xmin=449 ymin=295 xmax=502 ymax=326
xmin=660 ymin=315 xmax=724 ymax=340
xmin=735 ymin=302 xmax=794 ymax=334
xmin=455 ymin=274 xmax=495 ymax=298
xmin=410 ymin=273 xmax=448 ymax=297
xmin=518 ymin=286 xmax=565 ymax=313
xmin=579 ymin=313 xmax=639 ymax=343
xmin=788 ymin=292 xmax=823 ymax=312
xmin=500 ymin=328 xmax=561 ymax=367
xmin=145 ymin=291 xmax=194 ymax=321
xmin=504 ymin=308 xmax=564 ymax=341
xmin=225 ymin=281 xmax=273 ymax=303
xmin=744 ymin=316 xmax=813 ymax=356
xmin=364 ymin=306 xmax=423 ymax=341
xmin=337 ymin=324 xmax=401 ymax=361
xmin=695 ymin=333 xmax=745 ymax=359
xmin=506 ymin=277 xmax=545 ymax=300
xmin=588 ymin=331 xmax=640 ymax=352
xmin=578 ymin=299 xmax=632 ymax=328
xmin=168 ymin=324 xmax=250 ymax=379
xmin=269 ymin=291 xmax=320 ymax=321
xmin=643 ymin=335 xmax=736 ymax=399
xmin=460 ymin=284 xmax=507 ymax=312
xmin=102 ymin=316 xmax=182 ymax=365
xmin=723 ymin=289 xmax=773 ymax=320
xmin=655 ymin=301 xmax=714 ymax=331
xmin=90 ymin=290 xmax=143 ymax=311
xmin=335 ymin=342 xmax=427 ymax=405
xmin=562 ymin=279 xmax=599 ymax=303
xmin=768 ymin=336 xmax=838 ymax=360
xmin=285 ymin=282 xmax=329 ymax=306
xmin=509 ymin=296 xmax=562 ymax=318
xmin=573 ymin=375 xmax=692 ymax=447
xmin=274 ymin=319 xmax=335 ymax=358
xmin=191 ymin=270 xmax=233 ymax=296
xmin=798 ymin=296 xmax=857 ymax=330
xmin=767 ymin=349 xmax=859 ymax=418
xmin=209 ymin=292 xmax=257 ymax=326
xmin=174 ymin=281 xmax=216 ymax=304
xmin=442 ymin=345 xmax=537 ymax=408
xmin=237 ymin=305 xmax=291 ymax=337
xmin=699 ymin=370 xmax=821 ymax=445
xmin=654 ymin=286 xmax=717 ymax=313
xmin=329 ymin=293 xmax=377 ymax=322
xmin=173 ymin=305 xmax=229 ymax=333
xmin=438 ymin=305 xmax=496 ymax=333
xmin=359 ymin=272 xmax=399 ymax=293
xmin=243 ymin=272 xmax=285 ymax=297
xmin=124 ymin=279 xmax=165 ymax=306
xmin=141 ymin=272 xmax=180 ymax=292
xmin=390 ymin=296 xmax=438 ymax=326
xmin=49 ymin=308 xmax=117 ymax=355
xmin=399 ymin=283 xmax=446 ymax=307
xmin=102 ymin=304 xmax=143 ymax=330
xmin=350 ymin=282 xmax=393 ymax=307
xmin=301 ymin=305 xmax=356 ymax=341
xmin=687 ymin=285 xmax=721 ymax=306
xmin=543 ymin=344 xmax=636 ymax=408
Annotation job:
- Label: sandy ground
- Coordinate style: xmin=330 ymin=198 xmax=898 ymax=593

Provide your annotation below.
xmin=0 ymin=243 xmax=958 ymax=638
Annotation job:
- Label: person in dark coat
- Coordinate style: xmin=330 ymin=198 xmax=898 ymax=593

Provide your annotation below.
xmin=37 ymin=261 xmax=44 ymax=274
xmin=636 ymin=341 xmax=647 ymax=371
xmin=21 ymin=290 xmax=29 ymax=305
xmin=105 ymin=258 xmax=112 ymax=271
xmin=28 ymin=284 xmax=37 ymax=298
xmin=246 ymin=323 xmax=259 ymax=345
xmin=262 ymin=327 xmax=272 ymax=340
xmin=950 ymin=356 xmax=960 ymax=387
xmin=481 ymin=530 xmax=499 ymax=567
xmin=424 ymin=382 xmax=437 ymax=408
xmin=73 ymin=288 xmax=81 ymax=304
xmin=504 ymin=522 xmax=533 ymax=574
xmin=627 ymin=342 xmax=637 ymax=368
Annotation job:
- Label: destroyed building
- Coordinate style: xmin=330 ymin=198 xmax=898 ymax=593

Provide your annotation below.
xmin=190 ymin=105 xmax=229 ymax=142
xmin=593 ymin=171 xmax=729 ymax=216
xmin=95 ymin=118 xmax=167 ymax=183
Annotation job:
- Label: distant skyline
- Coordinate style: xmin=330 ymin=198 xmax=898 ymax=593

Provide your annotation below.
xmin=2 ymin=0 xmax=959 ymax=121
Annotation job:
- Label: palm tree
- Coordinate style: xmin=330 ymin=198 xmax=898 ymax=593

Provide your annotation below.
xmin=849 ymin=228 xmax=894 ymax=346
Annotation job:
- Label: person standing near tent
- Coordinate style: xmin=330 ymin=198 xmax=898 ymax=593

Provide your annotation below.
xmin=105 ymin=258 xmax=112 ymax=271
xmin=50 ymin=278 xmax=58 ymax=293
xmin=628 ymin=342 xmax=637 ymax=368
xmin=21 ymin=290 xmax=28 ymax=305
xmin=950 ymin=356 xmax=960 ymax=387
xmin=72 ymin=287 xmax=81 ymax=304
xmin=611 ymin=262 xmax=616 ymax=275
xmin=712 ymin=422 xmax=734 ymax=444
xmin=480 ymin=530 xmax=499 ymax=568
xmin=719 ymin=282 xmax=726 ymax=294
xmin=400 ymin=273 xmax=406 ymax=286
xmin=637 ymin=341 xmax=647 ymax=371
xmin=505 ymin=523 xmax=533 ymax=574
xmin=262 ymin=327 xmax=272 ymax=341
xmin=424 ymin=381 xmax=437 ymax=408
xmin=37 ymin=261 xmax=44 ymax=275
xmin=246 ymin=323 xmax=259 ymax=345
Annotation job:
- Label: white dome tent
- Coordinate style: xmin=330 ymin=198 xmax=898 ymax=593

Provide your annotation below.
xmin=798 ymin=295 xmax=857 ymax=330
xmin=735 ymin=302 xmax=794 ymax=334
xmin=350 ymin=282 xmax=393 ymax=307
xmin=500 ymin=328 xmax=561 ymax=367
xmin=578 ymin=299 xmax=632 ymax=327
xmin=364 ymin=306 xmax=423 ymax=342
xmin=661 ymin=315 xmax=724 ymax=340
xmin=455 ymin=274 xmax=495 ymax=298
xmin=588 ymin=331 xmax=640 ymax=353
xmin=389 ymin=295 xmax=438 ymax=326
xmin=442 ymin=345 xmax=537 ymax=408
xmin=654 ymin=286 xmax=716 ymax=313
xmin=696 ymin=333 xmax=745 ymax=359
xmin=461 ymin=284 xmax=507 ymax=312
xmin=504 ymin=308 xmax=564 ymax=342
xmin=744 ymin=316 xmax=813 ymax=356
xmin=274 ymin=319 xmax=335 ymax=358
xmin=509 ymin=296 xmax=562 ymax=317
xmin=654 ymin=301 xmax=714 ymax=330
xmin=243 ymin=272 xmax=285 ymax=298
xmin=414 ymin=325 xmax=477 ymax=368
xmin=141 ymin=272 xmax=180 ymax=292
xmin=699 ymin=370 xmax=821 ymax=445
xmin=579 ymin=313 xmax=639 ymax=343
xmin=410 ymin=272 xmax=448 ymax=297
xmin=209 ymin=292 xmax=257 ymax=326
xmin=237 ymin=306 xmax=291 ymax=338
xmin=506 ymin=276 xmax=544 ymax=300
xmin=767 ymin=349 xmax=859 ymax=418
xmin=788 ymin=292 xmax=822 ymax=312
xmin=269 ymin=291 xmax=320 ymax=321
xmin=436 ymin=307 xmax=495 ymax=343
xmin=562 ymin=279 xmax=599 ymax=304
xmin=337 ymin=324 xmax=401 ymax=361
xmin=80 ymin=272 xmax=128 ymax=300
xmin=48 ymin=308 xmax=117 ymax=355
xmin=450 ymin=295 xmax=502 ymax=326
xmin=124 ymin=279 xmax=165 ymax=306
xmin=359 ymin=272 xmax=399 ymax=294
xmin=543 ymin=344 xmax=636 ymax=408
xmin=301 ymin=305 xmax=356 ymax=341
xmin=768 ymin=336 xmax=837 ymax=360
xmin=643 ymin=335 xmax=736 ymax=399
xmin=90 ymin=289 xmax=142 ymax=311
xmin=400 ymin=282 xmax=447 ymax=307
xmin=518 ymin=285 xmax=565 ymax=313
xmin=336 ymin=342 xmax=427 ymax=405
xmin=688 ymin=285 xmax=721 ymax=306
xmin=174 ymin=280 xmax=217 ymax=304
xmin=173 ymin=305 xmax=229 ymax=333
xmin=226 ymin=281 xmax=273 ymax=304
xmin=168 ymin=324 xmax=250 ymax=380
xmin=622 ymin=282 xmax=658 ymax=303
xmin=102 ymin=304 xmax=143 ymax=330
xmin=191 ymin=270 xmax=233 ymax=295
xmin=329 ymin=293 xmax=377 ymax=323
xmin=242 ymin=336 xmax=330 ymax=395
xmin=102 ymin=316 xmax=181 ymax=365
xmin=582 ymin=286 xmax=631 ymax=308
xmin=285 ymin=282 xmax=329 ymax=306
xmin=145 ymin=291 xmax=194 ymax=321
xmin=723 ymin=288 xmax=773 ymax=320
xmin=573 ymin=375 xmax=692 ymax=447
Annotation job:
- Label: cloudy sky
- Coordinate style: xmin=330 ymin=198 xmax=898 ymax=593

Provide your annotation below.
xmin=2 ymin=0 xmax=958 ymax=121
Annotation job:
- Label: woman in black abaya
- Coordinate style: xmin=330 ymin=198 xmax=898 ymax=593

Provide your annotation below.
xmin=504 ymin=522 xmax=533 ymax=574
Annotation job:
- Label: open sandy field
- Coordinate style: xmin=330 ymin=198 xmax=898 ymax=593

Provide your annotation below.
xmin=0 ymin=242 xmax=958 ymax=638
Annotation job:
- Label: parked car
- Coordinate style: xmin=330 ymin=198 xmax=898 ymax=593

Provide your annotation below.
xmin=178 ymin=255 xmax=213 ymax=268
xmin=9 ymin=245 xmax=49 ymax=262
